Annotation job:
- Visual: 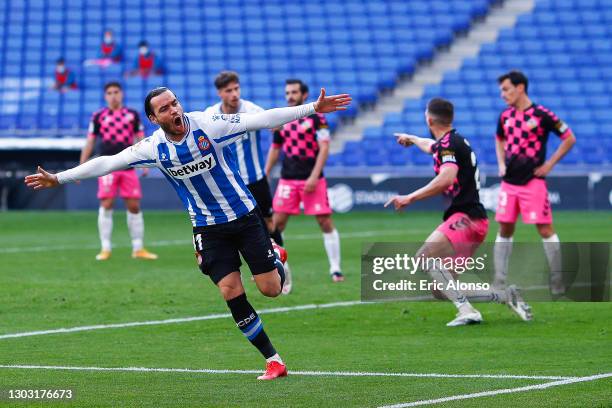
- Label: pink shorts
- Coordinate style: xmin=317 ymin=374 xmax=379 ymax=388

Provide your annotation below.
xmin=97 ymin=169 xmax=142 ymax=200
xmin=273 ymin=178 xmax=332 ymax=215
xmin=436 ymin=212 xmax=489 ymax=258
xmin=495 ymin=179 xmax=552 ymax=224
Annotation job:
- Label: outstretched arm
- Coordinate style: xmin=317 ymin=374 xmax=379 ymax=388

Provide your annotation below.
xmin=394 ymin=133 xmax=435 ymax=154
xmin=245 ymin=88 xmax=351 ymax=131
xmin=209 ymin=89 xmax=351 ymax=146
xmin=25 ymin=139 xmax=156 ymax=189
xmin=25 ymin=154 xmax=131 ymax=189
xmin=384 ymin=165 xmax=458 ymax=211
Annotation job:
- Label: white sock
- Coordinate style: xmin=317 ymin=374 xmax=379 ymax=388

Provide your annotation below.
xmin=323 ymin=229 xmax=341 ymax=274
xmin=98 ymin=207 xmax=113 ymax=252
xmin=266 ymin=353 xmax=283 ymax=364
xmin=427 ymin=267 xmax=470 ymax=310
xmin=542 ymin=234 xmax=562 ymax=290
xmin=494 ymin=234 xmax=513 ymax=287
xmin=462 ymin=289 xmax=507 ymax=303
xmin=127 ymin=211 xmax=144 ymax=251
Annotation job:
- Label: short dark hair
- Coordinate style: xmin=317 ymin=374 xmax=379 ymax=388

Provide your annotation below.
xmin=104 ymin=81 xmax=122 ymax=92
xmin=427 ymin=98 xmax=454 ymax=126
xmin=138 ymin=40 xmax=148 ymax=48
xmin=144 ymin=86 xmax=171 ymax=119
xmin=56 ymin=57 xmax=65 ymax=64
xmin=214 ymin=71 xmax=240 ymax=90
xmin=285 ymin=79 xmax=309 ymax=94
xmin=498 ymin=70 xmax=529 ymax=93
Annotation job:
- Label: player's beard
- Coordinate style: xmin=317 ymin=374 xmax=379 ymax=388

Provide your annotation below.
xmin=162 ymin=115 xmax=186 ymax=138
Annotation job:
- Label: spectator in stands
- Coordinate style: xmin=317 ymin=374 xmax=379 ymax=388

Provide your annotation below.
xmin=84 ymin=29 xmax=123 ymax=68
xmin=52 ymin=58 xmax=77 ymax=92
xmin=100 ymin=29 xmax=123 ymax=62
xmin=125 ymin=40 xmax=164 ymax=78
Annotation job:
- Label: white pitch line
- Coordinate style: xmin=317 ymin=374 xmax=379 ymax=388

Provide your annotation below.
xmin=378 ymin=372 xmax=612 ymax=408
xmin=1 ymin=279 xmax=601 ymax=341
xmin=0 ymin=365 xmax=576 ymax=381
xmin=0 ymin=301 xmax=363 ymax=340
xmin=0 ymin=229 xmax=416 ymax=254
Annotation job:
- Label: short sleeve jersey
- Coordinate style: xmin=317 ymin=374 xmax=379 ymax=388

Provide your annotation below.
xmin=496 ymin=104 xmax=572 ymax=185
xmin=88 ymin=107 xmax=144 ymax=156
xmin=272 ymin=112 xmax=330 ymax=180
xmin=431 ymin=129 xmax=487 ymax=221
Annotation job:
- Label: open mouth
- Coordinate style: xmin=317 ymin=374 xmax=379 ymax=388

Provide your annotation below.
xmin=174 ymin=116 xmax=182 ymax=127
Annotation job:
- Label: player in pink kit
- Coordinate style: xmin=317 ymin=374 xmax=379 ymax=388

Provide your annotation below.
xmin=80 ymin=81 xmax=157 ymax=261
xmin=494 ymin=71 xmax=576 ymax=295
xmin=265 ymin=79 xmax=343 ymax=285
xmin=387 ymin=98 xmax=531 ymax=326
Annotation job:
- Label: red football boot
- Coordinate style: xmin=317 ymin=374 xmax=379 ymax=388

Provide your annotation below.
xmin=257 ymin=361 xmax=288 ymax=380
xmin=271 ymin=239 xmax=288 ymax=263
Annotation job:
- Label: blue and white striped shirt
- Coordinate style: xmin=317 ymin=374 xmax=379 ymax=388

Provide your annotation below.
xmin=206 ymin=100 xmax=266 ymax=185
xmin=57 ymin=104 xmax=317 ymax=227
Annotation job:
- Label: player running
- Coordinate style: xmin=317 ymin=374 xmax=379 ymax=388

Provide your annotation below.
xmin=386 ymin=98 xmax=532 ymax=326
xmin=80 ymin=81 xmax=157 ymax=261
xmin=494 ymin=71 xmax=576 ymax=295
xmin=265 ymin=79 xmax=344 ymax=285
xmin=25 ymin=86 xmax=351 ymax=380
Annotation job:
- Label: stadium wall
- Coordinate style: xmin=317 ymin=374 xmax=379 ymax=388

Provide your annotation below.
xmin=3 ymin=173 xmax=611 ymax=212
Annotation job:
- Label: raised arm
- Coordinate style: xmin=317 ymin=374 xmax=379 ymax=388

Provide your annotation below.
xmin=247 ymin=88 xmax=350 ymax=130
xmin=208 ymin=89 xmax=351 ymax=146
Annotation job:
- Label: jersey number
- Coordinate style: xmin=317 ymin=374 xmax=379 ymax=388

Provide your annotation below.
xmin=194 ymin=234 xmax=203 ymax=251
xmin=471 ymin=152 xmax=481 ymax=191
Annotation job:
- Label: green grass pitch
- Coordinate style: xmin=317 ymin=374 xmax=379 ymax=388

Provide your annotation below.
xmin=0 ymin=210 xmax=610 ymax=407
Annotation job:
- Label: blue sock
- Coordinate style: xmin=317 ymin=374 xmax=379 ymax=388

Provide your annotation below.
xmin=227 ymin=293 xmax=276 ymax=359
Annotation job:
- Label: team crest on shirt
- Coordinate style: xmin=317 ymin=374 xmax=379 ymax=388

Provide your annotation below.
xmin=197 ymin=135 xmax=211 ymax=151
xmin=526 ymin=118 xmax=538 ymax=129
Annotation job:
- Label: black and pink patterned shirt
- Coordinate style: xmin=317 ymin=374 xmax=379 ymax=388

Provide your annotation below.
xmin=496 ymin=104 xmax=572 ymax=185
xmin=431 ymin=129 xmax=487 ymax=221
xmin=272 ymin=112 xmax=330 ymax=180
xmin=88 ymin=107 xmax=144 ymax=156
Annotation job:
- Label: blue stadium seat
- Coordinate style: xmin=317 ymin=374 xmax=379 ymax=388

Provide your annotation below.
xmin=6 ymin=0 xmax=607 ymax=173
